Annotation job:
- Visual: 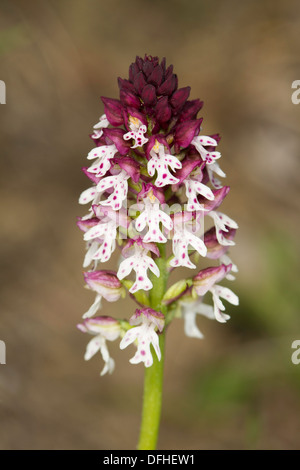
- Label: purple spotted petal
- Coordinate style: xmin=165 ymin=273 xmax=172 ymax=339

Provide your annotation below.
xmin=81 ymin=167 xmax=101 ymax=185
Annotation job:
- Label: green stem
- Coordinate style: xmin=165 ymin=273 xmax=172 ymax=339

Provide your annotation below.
xmin=137 ymin=245 xmax=168 ymax=450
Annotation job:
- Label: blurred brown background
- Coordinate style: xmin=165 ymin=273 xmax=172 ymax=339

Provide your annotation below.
xmin=0 ymin=0 xmax=300 ymax=449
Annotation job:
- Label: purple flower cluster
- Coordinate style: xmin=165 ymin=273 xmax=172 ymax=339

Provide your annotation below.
xmin=77 ymin=55 xmax=238 ymax=374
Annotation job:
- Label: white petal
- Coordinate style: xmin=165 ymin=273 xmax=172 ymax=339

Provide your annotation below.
xmin=117 ymin=257 xmax=135 ymax=280
xmin=82 ymin=294 xmax=102 ymax=319
xmin=214 ymin=285 xmax=239 ymax=306
xmin=79 ymin=186 xmax=98 ymax=205
xmin=184 ymin=310 xmax=204 ymax=339
xmin=84 ymin=335 xmax=103 ymax=360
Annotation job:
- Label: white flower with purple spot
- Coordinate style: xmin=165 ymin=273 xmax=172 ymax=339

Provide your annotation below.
xmin=193 ymin=264 xmax=239 ymax=323
xmin=117 ymin=243 xmax=160 ymax=293
xmin=120 ymin=308 xmax=164 ymax=368
xmin=170 ymin=213 xmax=207 ymax=269
xmin=191 ymin=135 xmax=221 ymax=164
xmin=86 ymin=144 xmax=118 ymax=178
xmin=135 ymin=196 xmax=173 ymax=243
xmin=91 ymin=114 xmax=110 ymax=139
xmin=123 ymin=116 xmax=148 ymax=148
xmin=206 ymin=161 xmax=226 ymax=189
xmin=77 ymin=316 xmax=121 ymax=376
xmin=184 ymin=177 xmax=214 ymax=211
xmin=208 ymin=211 xmax=239 ymax=246
xmin=83 ymin=219 xmax=117 ymax=263
xmin=147 ymin=141 xmax=182 ymax=187
xmin=97 ymin=170 xmax=130 ymax=210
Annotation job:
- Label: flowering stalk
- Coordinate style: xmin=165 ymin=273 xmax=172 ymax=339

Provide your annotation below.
xmin=77 ymin=55 xmax=239 ymax=450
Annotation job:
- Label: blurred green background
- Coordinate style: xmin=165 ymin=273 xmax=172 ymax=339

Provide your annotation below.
xmin=0 ymin=0 xmax=300 ymax=449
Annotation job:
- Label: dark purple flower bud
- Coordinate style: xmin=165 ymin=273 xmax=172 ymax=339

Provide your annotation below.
xmin=155 ymin=96 xmax=172 ymax=123
xmin=148 ymin=65 xmax=163 ymax=87
xmin=113 ymin=156 xmax=140 ymax=183
xmin=166 ymin=65 xmax=175 ymax=79
xmin=175 ymin=118 xmax=203 ymax=148
xmin=129 ymin=62 xmax=139 ymax=82
xmin=204 ymin=227 xmax=237 ymax=259
xmin=120 ymin=89 xmax=140 ymax=109
xmin=117 ymin=77 xmax=136 ymax=93
xmin=141 ymin=84 xmax=157 ymax=106
xmin=101 ymin=97 xmax=123 ymax=126
xmin=157 ymin=73 xmax=178 ymax=96
xmin=102 ymin=128 xmax=131 ymax=155
xmin=178 ymin=99 xmax=204 ymax=123
xmin=133 ymin=71 xmax=147 ymax=94
xmin=135 ymin=56 xmax=144 ymax=70
xmin=143 ymin=60 xmax=154 ymax=78
xmin=170 ymin=86 xmax=191 ymax=112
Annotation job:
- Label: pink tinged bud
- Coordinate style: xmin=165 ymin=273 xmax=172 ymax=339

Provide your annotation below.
xmin=133 ymin=71 xmax=147 ymax=94
xmin=121 ymin=237 xmax=160 ymax=258
xmin=204 ymin=227 xmax=237 ymax=259
xmin=77 ymin=216 xmax=99 ymax=233
xmin=81 ymin=167 xmax=101 ymax=185
xmin=196 ymin=186 xmax=230 ymax=212
xmin=157 ymin=73 xmax=178 ymax=96
xmin=120 ymin=89 xmax=140 ymax=109
xmin=101 ymin=97 xmax=124 ymax=126
xmin=141 ymin=84 xmax=157 ymax=106
xmin=155 ymin=96 xmax=172 ymax=123
xmin=148 ymin=65 xmax=163 ymax=87
xmin=170 ymin=86 xmax=191 ymax=112
xmin=193 ymin=264 xmax=232 ymax=296
xmin=130 ymin=308 xmax=165 ymax=332
xmin=175 ymin=159 xmax=205 ymax=184
xmin=113 ymin=156 xmax=140 ymax=183
xmin=102 ymin=128 xmax=131 ymax=155
xmin=178 ymin=99 xmax=204 ymax=123
xmin=84 ymin=270 xmax=123 ymax=302
xmin=175 ymin=119 xmax=203 ymax=148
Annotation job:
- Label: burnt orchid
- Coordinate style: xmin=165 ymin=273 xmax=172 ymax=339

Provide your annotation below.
xmin=77 ymin=55 xmax=239 ymax=450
